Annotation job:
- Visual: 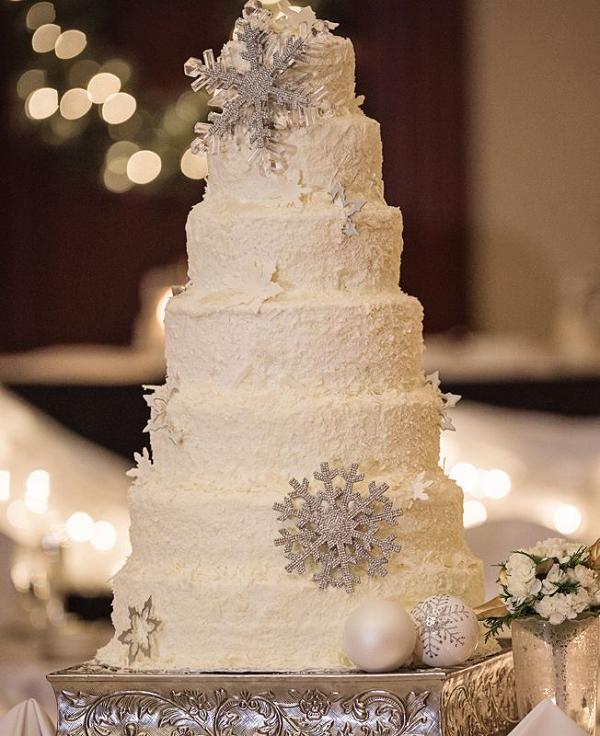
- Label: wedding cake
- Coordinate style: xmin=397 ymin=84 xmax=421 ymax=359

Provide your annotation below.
xmin=97 ymin=0 xmax=483 ymax=672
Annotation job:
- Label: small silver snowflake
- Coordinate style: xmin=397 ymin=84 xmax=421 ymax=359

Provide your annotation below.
xmin=118 ymin=596 xmax=161 ymax=667
xmin=143 ymin=384 xmax=183 ymax=445
xmin=330 ymin=182 xmax=366 ymax=237
xmin=273 ymin=462 xmax=402 ymax=594
xmin=426 ymin=371 xmax=461 ymax=431
xmin=185 ymin=0 xmax=329 ymax=173
xmin=409 ymin=471 xmax=433 ymax=502
xmin=411 ymin=596 xmax=472 ymax=661
xmin=126 ymin=447 xmax=153 ymax=482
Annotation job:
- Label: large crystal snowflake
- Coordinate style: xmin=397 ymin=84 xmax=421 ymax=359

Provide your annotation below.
xmin=185 ymin=0 xmax=328 ymax=172
xmin=273 ymin=462 xmax=402 ymax=594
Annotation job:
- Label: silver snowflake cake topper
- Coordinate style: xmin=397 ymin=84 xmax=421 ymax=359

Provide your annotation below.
xmin=273 ymin=462 xmax=402 ymax=594
xmin=118 ymin=596 xmax=161 ymax=667
xmin=185 ymin=0 xmax=331 ymax=173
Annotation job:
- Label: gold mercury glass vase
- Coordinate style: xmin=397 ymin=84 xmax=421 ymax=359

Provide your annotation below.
xmin=512 ymin=616 xmax=600 ymax=735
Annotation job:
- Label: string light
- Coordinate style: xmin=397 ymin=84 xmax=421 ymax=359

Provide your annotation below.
xmin=7 ymin=499 xmax=29 ymax=529
xmin=31 ymin=22 xmax=61 ymax=53
xmin=553 ymin=505 xmax=582 ymax=535
xmin=54 ymin=29 xmax=87 ymax=60
xmin=103 ymin=168 xmax=133 ymax=193
xmin=87 ymin=72 xmax=120 ymax=104
xmin=26 ymin=86 xmax=58 ymax=119
xmin=59 ymin=87 xmax=92 ymax=120
xmin=68 ymin=59 xmax=99 ymax=87
xmin=449 ymin=462 xmax=479 ymax=495
xmin=180 ymin=148 xmax=208 ymax=180
xmin=90 ymin=520 xmax=117 ymax=551
xmin=101 ymin=92 xmax=136 ymax=125
xmin=127 ymin=150 xmax=161 ymax=184
xmin=463 ymin=500 xmax=488 ymax=528
xmin=0 ymin=471 xmax=10 ymax=501
xmin=26 ymin=2 xmax=56 ymax=31
xmin=16 ymin=68 xmax=45 ymax=99
xmin=66 ymin=511 xmax=94 ymax=542
xmin=101 ymin=58 xmax=132 ymax=85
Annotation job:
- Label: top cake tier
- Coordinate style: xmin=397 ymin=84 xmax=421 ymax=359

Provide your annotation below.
xmin=197 ymin=21 xmax=383 ymax=206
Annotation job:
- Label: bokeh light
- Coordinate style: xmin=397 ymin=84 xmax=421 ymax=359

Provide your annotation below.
xmin=180 ymin=148 xmax=208 ymax=180
xmin=87 ymin=72 xmax=121 ymax=104
xmin=127 ymin=150 xmax=162 ymax=185
xmin=482 ymin=468 xmax=512 ymax=499
xmin=60 ymin=87 xmax=92 ymax=120
xmin=7 ymin=500 xmax=29 ymax=529
xmin=26 ymin=87 xmax=58 ymax=119
xmin=101 ymin=58 xmax=132 ymax=85
xmin=553 ymin=504 xmax=582 ymax=535
xmin=16 ymin=68 xmax=45 ymax=99
xmin=54 ymin=29 xmax=87 ymax=60
xmin=90 ymin=520 xmax=117 ymax=551
xmin=101 ymin=92 xmax=136 ymax=125
xmin=449 ymin=462 xmax=478 ymax=495
xmin=103 ymin=168 xmax=133 ymax=194
xmin=31 ymin=23 xmax=61 ymax=53
xmin=463 ymin=499 xmax=488 ymax=528
xmin=26 ymin=2 xmax=56 ymax=31
xmin=66 ymin=511 xmax=94 ymax=542
xmin=24 ymin=469 xmax=50 ymax=514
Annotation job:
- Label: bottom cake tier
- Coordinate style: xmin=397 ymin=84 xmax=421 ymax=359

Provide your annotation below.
xmin=97 ymin=469 xmax=483 ymax=671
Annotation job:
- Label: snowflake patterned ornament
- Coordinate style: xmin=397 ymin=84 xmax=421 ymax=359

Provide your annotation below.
xmin=411 ymin=595 xmax=480 ymax=667
xmin=185 ymin=0 xmax=330 ymax=173
xmin=273 ymin=462 xmax=402 ymax=594
xmin=118 ymin=596 xmax=162 ymax=667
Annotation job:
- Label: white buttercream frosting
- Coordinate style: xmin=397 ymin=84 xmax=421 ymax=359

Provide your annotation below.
xmin=97 ymin=6 xmax=483 ymax=672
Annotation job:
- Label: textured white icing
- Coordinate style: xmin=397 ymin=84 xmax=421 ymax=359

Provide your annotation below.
xmin=165 ymin=291 xmax=423 ymax=393
xmin=186 ymin=200 xmax=403 ymax=294
xmin=206 ymin=113 xmax=384 ymax=206
xmin=97 ymin=9 xmax=484 ymax=673
xmin=150 ymin=384 xmax=442 ymax=486
xmin=97 ymin=470 xmax=482 ymax=671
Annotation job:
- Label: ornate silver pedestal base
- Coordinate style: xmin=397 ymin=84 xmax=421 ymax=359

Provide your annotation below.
xmin=48 ymin=650 xmax=517 ymax=736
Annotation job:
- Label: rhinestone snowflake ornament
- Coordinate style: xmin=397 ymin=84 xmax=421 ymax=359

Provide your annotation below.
xmin=184 ymin=0 xmax=329 ymax=173
xmin=273 ymin=462 xmax=402 ymax=594
xmin=118 ymin=596 xmax=162 ymax=667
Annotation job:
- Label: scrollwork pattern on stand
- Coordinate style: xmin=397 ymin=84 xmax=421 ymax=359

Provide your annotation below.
xmin=57 ymin=687 xmax=432 ymax=736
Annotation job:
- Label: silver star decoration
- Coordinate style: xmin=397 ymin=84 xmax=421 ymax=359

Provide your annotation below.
xmin=273 ymin=462 xmax=402 ymax=594
xmin=185 ymin=0 xmax=328 ymax=173
xmin=143 ymin=384 xmax=184 ymax=445
xmin=118 ymin=596 xmax=161 ymax=667
xmin=411 ymin=596 xmax=472 ymax=660
xmin=409 ymin=471 xmax=434 ymax=502
xmin=426 ymin=371 xmax=461 ymax=431
xmin=330 ymin=182 xmax=366 ymax=237
xmin=126 ymin=447 xmax=153 ymax=482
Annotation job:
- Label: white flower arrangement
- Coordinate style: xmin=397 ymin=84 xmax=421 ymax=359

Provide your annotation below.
xmin=484 ymin=537 xmax=600 ymax=638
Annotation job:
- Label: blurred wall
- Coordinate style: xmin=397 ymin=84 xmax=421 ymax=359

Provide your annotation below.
xmin=467 ymin=0 xmax=600 ymax=341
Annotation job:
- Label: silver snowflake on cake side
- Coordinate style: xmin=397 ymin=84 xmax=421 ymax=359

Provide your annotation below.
xmin=143 ymin=384 xmax=184 ymax=445
xmin=273 ymin=462 xmax=402 ymax=594
xmin=426 ymin=371 xmax=461 ymax=431
xmin=118 ymin=596 xmax=161 ymax=667
xmin=330 ymin=182 xmax=366 ymax=237
xmin=411 ymin=596 xmax=472 ymax=661
xmin=185 ymin=0 xmax=329 ymax=173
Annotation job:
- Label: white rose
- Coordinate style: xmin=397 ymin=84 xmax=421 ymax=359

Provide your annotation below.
xmin=567 ymin=564 xmax=597 ymax=590
xmin=541 ymin=563 xmax=568 ymax=595
xmin=534 ymin=595 xmax=567 ymax=625
xmin=505 ymin=553 xmax=541 ymax=600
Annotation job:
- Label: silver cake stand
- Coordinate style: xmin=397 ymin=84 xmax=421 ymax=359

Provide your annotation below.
xmin=48 ymin=648 xmax=517 ymax=736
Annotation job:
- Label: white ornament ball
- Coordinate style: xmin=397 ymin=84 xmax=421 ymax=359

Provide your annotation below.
xmin=411 ymin=595 xmax=479 ymax=667
xmin=343 ymin=599 xmax=417 ymax=672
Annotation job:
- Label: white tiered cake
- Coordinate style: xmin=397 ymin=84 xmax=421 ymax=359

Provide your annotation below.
xmin=97 ymin=1 xmax=483 ymax=672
